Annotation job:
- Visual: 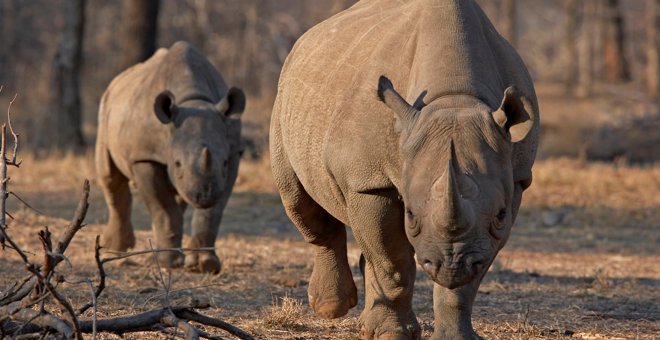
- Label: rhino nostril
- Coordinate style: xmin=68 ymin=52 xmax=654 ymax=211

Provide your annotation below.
xmin=422 ymin=259 xmax=440 ymax=278
xmin=471 ymin=259 xmax=485 ymax=270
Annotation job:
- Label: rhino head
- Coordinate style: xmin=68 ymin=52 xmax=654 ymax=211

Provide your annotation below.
xmin=153 ymin=87 xmax=245 ymax=209
xmin=377 ymin=76 xmax=534 ymax=289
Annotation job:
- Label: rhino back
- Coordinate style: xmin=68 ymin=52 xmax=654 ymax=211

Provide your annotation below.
xmin=100 ymin=41 xmax=229 ymax=178
xmin=274 ymin=0 xmax=539 ymax=215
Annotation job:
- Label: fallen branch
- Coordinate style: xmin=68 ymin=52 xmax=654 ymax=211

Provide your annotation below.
xmin=0 ymin=98 xmax=253 ymax=338
xmin=0 ymin=179 xmax=254 ymax=339
xmin=175 ymin=309 xmax=255 ymax=340
xmin=101 ymin=246 xmax=215 ymax=264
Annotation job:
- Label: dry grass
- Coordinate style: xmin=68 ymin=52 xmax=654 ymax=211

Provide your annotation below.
xmin=526 ymin=157 xmax=660 ymax=210
xmin=1 ymin=153 xmax=657 ymax=338
xmin=2 ymin=83 xmax=660 ymax=338
xmin=261 ymin=295 xmax=307 ymax=330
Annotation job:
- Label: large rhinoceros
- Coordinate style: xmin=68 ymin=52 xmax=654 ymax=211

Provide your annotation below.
xmin=270 ymin=0 xmax=539 ymax=338
xmin=96 ymin=41 xmax=245 ymax=274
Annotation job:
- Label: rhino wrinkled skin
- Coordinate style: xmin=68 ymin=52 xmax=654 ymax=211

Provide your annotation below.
xmin=270 ymin=0 xmax=539 ymax=339
xmin=96 ymin=41 xmax=245 ymax=274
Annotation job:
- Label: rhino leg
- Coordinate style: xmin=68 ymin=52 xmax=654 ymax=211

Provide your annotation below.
xmin=431 ymin=270 xmax=487 ymax=340
xmin=184 ymin=206 xmax=223 ymax=274
xmin=132 ymin=162 xmax=184 ymax=268
xmin=305 ymin=220 xmax=356 ymax=319
xmin=283 ymin=191 xmax=357 ymax=319
xmin=184 ymin=154 xmax=240 ymax=274
xmin=347 ymin=192 xmax=420 ymax=340
xmin=272 ymin=149 xmax=357 ymax=318
xmin=96 ymin=149 xmax=135 ymax=251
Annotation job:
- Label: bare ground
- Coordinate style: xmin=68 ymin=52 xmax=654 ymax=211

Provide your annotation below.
xmin=1 ymin=83 xmax=659 ymax=339
xmin=0 ymin=153 xmax=657 ymax=339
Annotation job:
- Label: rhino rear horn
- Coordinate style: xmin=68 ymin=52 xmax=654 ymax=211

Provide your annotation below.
xmin=377 ymin=76 xmax=420 ymax=129
xmin=493 ymin=86 xmax=534 ymax=143
xmin=154 ymin=90 xmax=178 ymax=124
xmin=216 ymin=87 xmax=246 ymax=118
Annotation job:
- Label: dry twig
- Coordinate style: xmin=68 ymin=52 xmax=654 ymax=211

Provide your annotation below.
xmin=0 ymin=102 xmax=252 ymax=338
xmin=0 ymin=179 xmax=254 ymax=339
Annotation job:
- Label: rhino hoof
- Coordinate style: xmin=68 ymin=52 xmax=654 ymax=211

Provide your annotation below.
xmin=185 ymin=252 xmax=221 ymax=274
xmin=359 ymin=328 xmax=420 ymax=340
xmin=158 ymin=251 xmax=184 ymax=269
xmin=101 ymin=230 xmax=136 ymax=251
xmin=309 ymin=295 xmax=357 ymax=319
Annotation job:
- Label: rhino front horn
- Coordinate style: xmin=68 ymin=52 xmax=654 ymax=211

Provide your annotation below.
xmin=432 ymin=142 xmax=473 ymax=235
xmin=200 ymin=147 xmax=212 ymax=173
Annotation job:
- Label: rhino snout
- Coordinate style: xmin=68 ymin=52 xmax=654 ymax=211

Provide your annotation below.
xmin=191 ymin=181 xmax=222 ymax=209
xmin=420 ymin=254 xmax=486 ymax=289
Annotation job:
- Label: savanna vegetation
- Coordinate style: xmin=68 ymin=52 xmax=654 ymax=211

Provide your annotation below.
xmin=0 ymin=0 xmax=658 ymax=338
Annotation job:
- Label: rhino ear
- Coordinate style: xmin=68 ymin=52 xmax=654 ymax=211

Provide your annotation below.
xmin=154 ymin=90 xmax=177 ymax=124
xmin=493 ymin=86 xmax=534 ymax=143
xmin=377 ymin=76 xmax=420 ymax=131
xmin=216 ymin=87 xmax=246 ymax=118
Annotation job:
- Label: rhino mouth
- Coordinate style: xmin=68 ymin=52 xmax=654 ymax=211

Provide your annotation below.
xmin=191 ymin=196 xmax=219 ymax=209
xmin=181 ymin=183 xmax=222 ymax=209
xmin=420 ymin=257 xmax=487 ymax=289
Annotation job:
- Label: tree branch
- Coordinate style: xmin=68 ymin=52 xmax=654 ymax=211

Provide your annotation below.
xmin=175 ymin=309 xmax=254 ymax=340
xmin=53 ymin=179 xmax=89 ymax=258
xmin=76 ymin=235 xmax=105 ymax=316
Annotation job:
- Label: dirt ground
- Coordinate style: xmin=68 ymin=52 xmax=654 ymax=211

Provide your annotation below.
xmin=1 ymin=84 xmax=659 ymax=339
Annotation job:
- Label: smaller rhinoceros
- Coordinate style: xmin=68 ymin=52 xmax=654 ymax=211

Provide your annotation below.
xmin=95 ymin=41 xmax=245 ymax=273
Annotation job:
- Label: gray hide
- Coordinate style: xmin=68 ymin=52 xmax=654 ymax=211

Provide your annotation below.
xmin=96 ymin=41 xmax=245 ymax=274
xmin=270 ymin=0 xmax=539 ymax=339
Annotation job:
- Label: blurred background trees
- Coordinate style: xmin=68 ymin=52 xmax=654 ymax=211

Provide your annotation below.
xmin=120 ymin=0 xmax=160 ymax=68
xmin=0 ymin=0 xmax=657 ymax=161
xmin=50 ymin=0 xmax=86 ymax=150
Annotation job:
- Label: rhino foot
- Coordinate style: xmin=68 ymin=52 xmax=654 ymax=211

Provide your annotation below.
xmin=308 ymin=259 xmax=357 ymax=319
xmin=359 ymin=329 xmax=420 ymax=340
xmin=157 ymin=251 xmax=184 ymax=269
xmin=358 ymin=307 xmax=420 ymax=340
xmin=101 ymin=227 xmax=136 ymax=251
xmin=429 ymin=328 xmax=482 ymax=340
xmin=184 ymin=252 xmax=221 ymax=274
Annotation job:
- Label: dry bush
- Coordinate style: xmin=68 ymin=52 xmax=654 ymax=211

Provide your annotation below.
xmin=261 ymin=295 xmax=306 ymax=330
xmin=524 ymin=157 xmax=660 ymax=210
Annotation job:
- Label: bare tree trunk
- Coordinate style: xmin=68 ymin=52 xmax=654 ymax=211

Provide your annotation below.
xmin=330 ymin=0 xmax=355 ymax=14
xmin=602 ymin=0 xmax=630 ymax=82
xmin=647 ymin=0 xmax=660 ymax=97
xmin=188 ymin=0 xmax=211 ymax=51
xmin=564 ymin=0 xmax=580 ymax=95
xmin=1 ymin=0 xmax=20 ymax=85
xmin=120 ymin=0 xmax=160 ymax=69
xmin=577 ymin=0 xmax=596 ymax=98
xmin=0 ymin=3 xmax=4 ymax=75
xmin=238 ymin=0 xmax=260 ymax=95
xmin=500 ymin=0 xmax=517 ymax=47
xmin=51 ymin=0 xmax=86 ymax=149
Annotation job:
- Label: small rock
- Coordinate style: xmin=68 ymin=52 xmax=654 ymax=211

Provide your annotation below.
xmin=187 ymin=296 xmax=211 ymax=309
xmin=138 ymin=287 xmax=159 ymax=294
xmin=118 ymin=258 xmax=140 ymax=267
xmin=271 ymin=275 xmax=307 ymax=288
xmin=542 ymin=210 xmax=566 ymax=226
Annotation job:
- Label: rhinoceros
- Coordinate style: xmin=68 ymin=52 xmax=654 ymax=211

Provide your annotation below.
xmin=96 ymin=41 xmax=245 ymax=274
xmin=270 ymin=0 xmax=539 ymax=338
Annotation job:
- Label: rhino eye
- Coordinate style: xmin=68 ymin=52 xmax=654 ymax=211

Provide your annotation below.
xmin=174 ymin=160 xmax=182 ymax=168
xmin=496 ymin=208 xmax=506 ymax=222
xmin=405 ymin=208 xmax=414 ymax=219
